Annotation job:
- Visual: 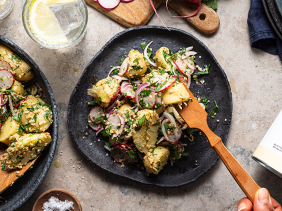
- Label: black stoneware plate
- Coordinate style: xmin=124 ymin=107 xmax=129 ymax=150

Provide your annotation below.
xmin=262 ymin=0 xmax=282 ymax=41
xmin=68 ymin=26 xmax=232 ymax=187
xmin=0 ymin=36 xmax=58 ymax=211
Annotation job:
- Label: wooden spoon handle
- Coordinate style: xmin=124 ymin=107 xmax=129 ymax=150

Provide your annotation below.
xmin=200 ymin=124 xmax=260 ymax=202
xmin=168 ymin=2 xmax=220 ymax=34
xmin=213 ymin=141 xmax=261 ymax=202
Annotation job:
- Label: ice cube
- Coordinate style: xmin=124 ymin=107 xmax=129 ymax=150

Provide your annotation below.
xmin=49 ymin=1 xmax=83 ymax=35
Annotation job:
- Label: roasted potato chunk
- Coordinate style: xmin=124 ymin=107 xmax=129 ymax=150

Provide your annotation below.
xmin=132 ymin=110 xmax=160 ymax=154
xmin=20 ymin=95 xmax=53 ymax=133
xmin=162 ymin=82 xmax=190 ymax=105
xmin=11 ymin=80 xmax=25 ymax=95
xmin=4 ymin=133 xmax=52 ymax=170
xmin=123 ymin=49 xmax=147 ymax=79
xmin=154 ymin=47 xmax=173 ymax=71
xmin=0 ymin=45 xmax=34 ymax=81
xmin=0 ymin=117 xmax=20 ymax=145
xmin=88 ymin=77 xmax=120 ymax=108
xmin=143 ymin=146 xmax=170 ymax=175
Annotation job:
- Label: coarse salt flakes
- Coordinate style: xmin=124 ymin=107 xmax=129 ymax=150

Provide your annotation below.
xmin=42 ymin=196 xmax=74 ymax=211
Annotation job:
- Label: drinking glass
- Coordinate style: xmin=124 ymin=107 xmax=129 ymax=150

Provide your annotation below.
xmin=22 ymin=0 xmax=88 ymax=49
xmin=0 ymin=0 xmax=14 ymax=19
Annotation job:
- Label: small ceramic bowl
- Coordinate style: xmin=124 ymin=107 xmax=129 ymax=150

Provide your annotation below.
xmin=32 ymin=189 xmax=82 ymax=211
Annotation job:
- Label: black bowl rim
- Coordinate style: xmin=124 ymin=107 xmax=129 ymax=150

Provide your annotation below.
xmin=67 ymin=25 xmax=233 ymax=187
xmin=262 ymin=0 xmax=282 ymax=41
xmin=0 ymin=35 xmax=58 ymax=210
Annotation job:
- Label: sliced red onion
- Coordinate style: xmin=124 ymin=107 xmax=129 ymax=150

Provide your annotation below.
xmin=172 ymin=106 xmax=183 ymax=124
xmin=8 ymin=95 xmax=15 ymax=116
xmin=108 ymin=66 xmax=121 ymax=77
xmin=96 ymin=126 xmax=105 ymax=135
xmin=106 ymin=95 xmax=121 ymax=113
xmin=156 ymin=136 xmax=165 ymax=145
xmin=135 ymin=83 xmax=149 ymax=106
xmin=36 ymin=83 xmax=43 ymax=98
xmin=88 ymin=106 xmax=105 ymax=124
xmin=161 ymin=119 xmax=171 ymax=142
xmin=119 ymin=57 xmax=130 ymax=76
xmin=163 ymin=112 xmax=182 ymax=141
xmin=160 ymin=114 xmax=164 ymax=121
xmin=110 ymin=87 xmax=121 ymax=104
xmin=112 ymin=75 xmax=128 ymax=83
xmin=144 ymin=41 xmax=156 ymax=67
xmin=118 ymin=114 xmax=125 ymax=135
xmin=132 ymin=80 xmax=142 ymax=85
xmin=187 ymin=74 xmax=191 ymax=88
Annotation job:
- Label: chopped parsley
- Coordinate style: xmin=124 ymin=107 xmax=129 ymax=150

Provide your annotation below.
xmin=209 ymin=100 xmax=218 ymax=118
xmin=1 ymin=162 xmax=5 ymax=171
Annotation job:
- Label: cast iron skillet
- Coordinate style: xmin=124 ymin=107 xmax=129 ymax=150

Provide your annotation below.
xmin=262 ymin=0 xmax=282 ymax=41
xmin=0 ymin=36 xmax=58 ymax=211
xmin=68 ymin=26 xmax=233 ymax=187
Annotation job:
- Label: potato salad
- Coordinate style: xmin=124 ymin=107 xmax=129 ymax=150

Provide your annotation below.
xmin=0 ymin=45 xmax=53 ymax=171
xmin=87 ymin=42 xmax=211 ymax=175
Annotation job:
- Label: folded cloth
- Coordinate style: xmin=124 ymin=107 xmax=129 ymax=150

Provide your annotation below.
xmin=247 ymin=0 xmax=282 ymax=60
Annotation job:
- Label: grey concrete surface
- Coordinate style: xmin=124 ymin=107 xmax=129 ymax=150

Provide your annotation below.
xmin=1 ymin=0 xmax=282 ymax=210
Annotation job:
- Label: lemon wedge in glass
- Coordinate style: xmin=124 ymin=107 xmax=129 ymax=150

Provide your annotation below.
xmin=29 ymin=0 xmax=68 ymax=45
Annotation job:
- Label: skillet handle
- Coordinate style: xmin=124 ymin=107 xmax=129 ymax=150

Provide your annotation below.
xmin=202 ymin=124 xmax=260 ymax=203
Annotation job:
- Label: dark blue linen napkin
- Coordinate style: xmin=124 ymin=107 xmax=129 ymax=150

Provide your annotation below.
xmin=247 ymin=0 xmax=282 ymax=60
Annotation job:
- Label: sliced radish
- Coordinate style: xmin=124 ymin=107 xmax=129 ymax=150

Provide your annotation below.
xmin=121 ymin=81 xmax=131 ymax=92
xmin=0 ymin=69 xmax=15 ymax=89
xmin=172 ymin=59 xmax=188 ymax=77
xmin=139 ymin=88 xmax=156 ymax=109
xmin=119 ymin=57 xmax=130 ymax=76
xmin=107 ymin=112 xmax=121 ymax=137
xmin=110 ymin=87 xmax=121 ymax=104
xmin=88 ymin=106 xmax=105 ymax=124
xmin=0 ymin=60 xmax=12 ymax=71
xmin=155 ymin=77 xmax=176 ymax=93
xmin=122 ymin=84 xmax=135 ymax=99
xmin=89 ymin=123 xmax=102 ymax=131
xmin=120 ymin=0 xmax=133 ymax=2
xmin=97 ymin=0 xmax=120 ymax=9
xmin=183 ymin=59 xmax=195 ymax=74
xmin=0 ymin=95 xmax=3 ymax=106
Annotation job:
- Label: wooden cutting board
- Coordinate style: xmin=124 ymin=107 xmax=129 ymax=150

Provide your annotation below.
xmin=85 ymin=0 xmax=220 ymax=34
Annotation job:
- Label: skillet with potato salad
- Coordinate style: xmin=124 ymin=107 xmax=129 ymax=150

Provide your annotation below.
xmin=0 ymin=45 xmax=53 ymax=172
xmin=87 ymin=42 xmax=216 ymax=175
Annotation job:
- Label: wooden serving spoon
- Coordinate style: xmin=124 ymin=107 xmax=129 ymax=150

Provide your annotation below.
xmin=0 ymin=144 xmax=37 ymax=194
xmin=175 ymin=86 xmax=260 ymax=202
